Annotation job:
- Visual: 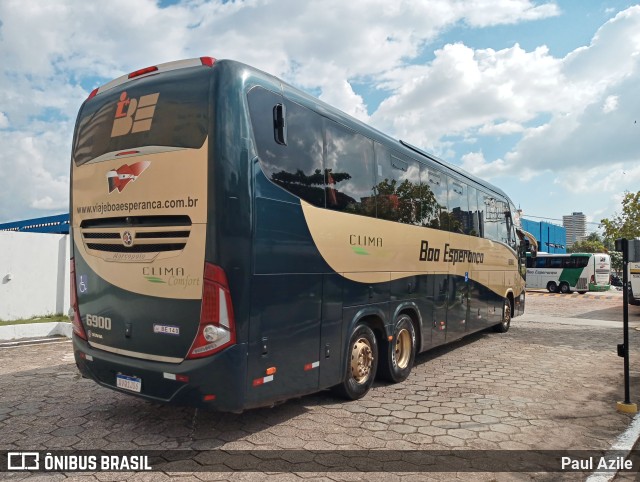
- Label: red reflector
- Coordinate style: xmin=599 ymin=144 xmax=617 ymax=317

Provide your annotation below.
xmin=175 ymin=374 xmax=189 ymax=383
xmin=203 ymin=394 xmax=216 ymax=401
xmin=200 ymin=56 xmax=216 ymax=67
xmin=252 ymin=378 xmax=264 ymax=387
xmin=128 ymin=65 xmax=158 ymax=79
xmin=266 ymin=367 xmax=276 ymax=376
xmin=116 ymin=150 xmax=140 ymax=156
xmin=87 ymin=88 xmax=99 ymax=101
xmin=304 ymin=364 xmax=313 ymax=371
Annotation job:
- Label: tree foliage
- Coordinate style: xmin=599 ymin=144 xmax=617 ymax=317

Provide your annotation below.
xmin=600 ymin=191 xmax=640 ymax=241
xmin=568 ymin=239 xmax=606 ymax=253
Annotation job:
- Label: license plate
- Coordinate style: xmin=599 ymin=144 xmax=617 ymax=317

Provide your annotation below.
xmin=116 ymin=374 xmax=142 ymax=393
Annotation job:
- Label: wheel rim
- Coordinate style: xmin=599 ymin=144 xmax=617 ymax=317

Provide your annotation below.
xmin=394 ymin=328 xmax=412 ymax=369
xmin=503 ymin=301 xmax=511 ymax=327
xmin=350 ymin=337 xmax=373 ymax=384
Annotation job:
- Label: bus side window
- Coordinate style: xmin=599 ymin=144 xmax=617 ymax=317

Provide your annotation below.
xmin=563 ymin=257 xmax=577 ymax=268
xmin=466 ymin=185 xmax=480 ymax=237
xmin=247 ymin=87 xmax=325 ymax=207
xmin=447 ymin=179 xmax=467 ymax=234
xmin=535 ymin=257 xmax=547 ymax=268
xmin=576 ymin=256 xmax=589 ymax=268
xmin=549 ymin=257 xmax=562 ymax=269
xmin=496 ymin=199 xmax=510 ymax=245
xmin=374 ymin=143 xmax=423 ymax=226
xmin=324 ymin=121 xmax=376 ymax=217
xmin=480 ymin=193 xmax=498 ymax=241
xmin=421 ymin=169 xmax=449 ymax=230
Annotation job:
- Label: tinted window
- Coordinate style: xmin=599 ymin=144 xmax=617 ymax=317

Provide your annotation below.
xmin=466 ymin=185 xmax=481 ymax=236
xmin=421 ymin=168 xmax=448 ymax=230
xmin=448 ymin=179 xmax=468 ymax=234
xmin=374 ymin=144 xmax=423 ymax=225
xmin=73 ymin=67 xmax=209 ymax=166
xmin=576 ymin=256 xmax=590 ymax=268
xmin=496 ymin=198 xmax=510 ymax=245
xmin=563 ymin=257 xmax=577 ymax=268
xmin=534 ymin=257 xmax=548 ymax=268
xmin=325 ymin=122 xmax=376 ymax=217
xmin=248 ymin=88 xmax=325 ymax=207
xmin=549 ymin=257 xmax=563 ymax=268
xmin=479 ymin=192 xmax=498 ymax=241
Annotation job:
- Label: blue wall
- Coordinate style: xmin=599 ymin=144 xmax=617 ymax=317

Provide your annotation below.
xmin=521 ymin=219 xmax=566 ymax=254
xmin=0 ymin=213 xmax=70 ymax=234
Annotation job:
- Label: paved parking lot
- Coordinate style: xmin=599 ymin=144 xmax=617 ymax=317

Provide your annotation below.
xmin=1 ymin=292 xmax=640 ymax=480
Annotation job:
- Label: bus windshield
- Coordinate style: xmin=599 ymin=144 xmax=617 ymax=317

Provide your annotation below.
xmin=72 ymin=68 xmax=209 ymax=166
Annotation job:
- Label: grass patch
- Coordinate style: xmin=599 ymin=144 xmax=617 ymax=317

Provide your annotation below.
xmin=0 ymin=315 xmax=70 ymax=326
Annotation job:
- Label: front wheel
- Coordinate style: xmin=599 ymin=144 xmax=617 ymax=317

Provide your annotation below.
xmin=332 ymin=324 xmax=378 ymax=400
xmin=494 ymin=298 xmax=511 ymax=333
xmin=378 ymin=315 xmax=416 ymax=383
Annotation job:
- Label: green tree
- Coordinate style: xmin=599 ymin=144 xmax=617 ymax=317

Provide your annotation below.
xmin=610 ymin=250 xmax=623 ymax=275
xmin=568 ymin=239 xmax=606 ymax=253
xmin=600 ymin=191 xmax=640 ymax=241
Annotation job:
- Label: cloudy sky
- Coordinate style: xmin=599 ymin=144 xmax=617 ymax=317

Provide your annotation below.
xmin=0 ymin=0 xmax=638 ymax=233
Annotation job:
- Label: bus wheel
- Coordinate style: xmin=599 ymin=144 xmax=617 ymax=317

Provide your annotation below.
xmin=494 ymin=299 xmax=511 ymax=333
xmin=578 ymin=291 xmax=587 ymax=295
xmin=559 ymin=282 xmax=570 ymax=294
xmin=379 ymin=315 xmax=416 ymax=383
xmin=547 ymin=281 xmax=558 ymax=293
xmin=332 ymin=324 xmax=378 ymax=400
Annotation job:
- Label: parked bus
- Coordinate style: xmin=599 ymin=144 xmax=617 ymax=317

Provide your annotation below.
xmin=629 ymin=261 xmax=640 ymax=305
xmin=70 ymin=57 xmax=530 ymax=411
xmin=526 ymin=253 xmax=611 ymax=294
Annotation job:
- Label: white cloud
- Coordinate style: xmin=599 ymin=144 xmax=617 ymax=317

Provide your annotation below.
xmin=0 ymin=0 xmax=620 ymax=223
xmin=478 ymin=121 xmax=524 ymax=136
xmin=460 ymin=151 xmax=509 ymax=179
xmin=602 ymin=95 xmax=619 ymax=113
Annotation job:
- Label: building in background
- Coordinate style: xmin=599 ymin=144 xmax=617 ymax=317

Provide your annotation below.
xmin=0 ymin=214 xmax=69 ymax=234
xmin=521 ymin=219 xmax=567 ymax=254
xmin=562 ymin=212 xmax=587 ymax=248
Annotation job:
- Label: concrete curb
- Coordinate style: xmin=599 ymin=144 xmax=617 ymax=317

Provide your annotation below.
xmin=0 ymin=321 xmax=72 ymax=341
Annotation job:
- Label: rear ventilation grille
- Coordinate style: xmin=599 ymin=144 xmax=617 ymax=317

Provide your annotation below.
xmin=80 ymin=216 xmax=192 ymax=255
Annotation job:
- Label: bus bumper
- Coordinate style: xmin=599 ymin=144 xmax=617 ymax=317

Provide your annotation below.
xmin=73 ymin=335 xmax=248 ymax=412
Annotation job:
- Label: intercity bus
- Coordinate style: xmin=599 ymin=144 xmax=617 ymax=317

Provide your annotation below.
xmin=526 ymin=253 xmax=611 ymax=294
xmin=70 ymin=57 xmax=530 ymax=411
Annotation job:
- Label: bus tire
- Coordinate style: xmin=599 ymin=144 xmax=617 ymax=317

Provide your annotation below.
xmin=578 ymin=291 xmax=587 ymax=295
xmin=493 ymin=298 xmax=511 ymax=333
xmin=332 ymin=324 xmax=378 ymax=400
xmin=379 ymin=315 xmax=416 ymax=383
xmin=559 ymin=282 xmax=570 ymax=294
xmin=547 ymin=281 xmax=558 ymax=293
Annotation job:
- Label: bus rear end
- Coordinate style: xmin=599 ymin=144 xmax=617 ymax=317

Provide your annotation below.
xmin=70 ymin=58 xmax=246 ymax=410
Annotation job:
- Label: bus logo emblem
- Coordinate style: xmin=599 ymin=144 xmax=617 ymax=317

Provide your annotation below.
xmin=122 ymin=231 xmax=134 ymax=247
xmin=111 ymin=91 xmax=160 ymax=137
xmin=107 ymin=161 xmax=150 ymax=193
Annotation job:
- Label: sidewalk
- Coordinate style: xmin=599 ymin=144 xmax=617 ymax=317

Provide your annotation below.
xmin=0 ymin=321 xmax=72 ymax=342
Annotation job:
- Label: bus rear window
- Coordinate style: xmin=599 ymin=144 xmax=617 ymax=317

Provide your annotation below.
xmin=73 ymin=68 xmax=210 ymax=166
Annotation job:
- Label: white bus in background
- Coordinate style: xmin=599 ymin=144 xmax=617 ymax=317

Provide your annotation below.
xmin=629 ymin=261 xmax=640 ymax=305
xmin=526 ymin=253 xmax=611 ymax=294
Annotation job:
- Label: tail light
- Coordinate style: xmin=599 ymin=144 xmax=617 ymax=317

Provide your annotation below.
xmin=69 ymin=258 xmax=87 ymax=340
xmin=590 ymin=275 xmax=595 ymax=284
xmin=186 ymin=263 xmax=236 ymax=359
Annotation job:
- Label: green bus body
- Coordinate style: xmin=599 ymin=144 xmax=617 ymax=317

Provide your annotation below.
xmin=71 ymin=58 xmax=526 ymax=411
